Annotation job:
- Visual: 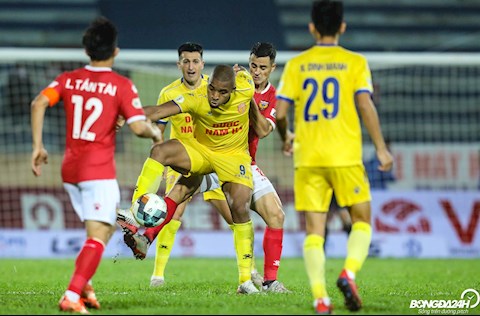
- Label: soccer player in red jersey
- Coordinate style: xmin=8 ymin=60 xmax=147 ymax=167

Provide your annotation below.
xmin=30 ymin=17 xmax=162 ymax=314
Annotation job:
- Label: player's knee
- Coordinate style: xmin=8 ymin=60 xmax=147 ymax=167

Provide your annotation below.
xmin=350 ymin=210 xmax=371 ymax=224
xmin=229 ymin=199 xmax=249 ymax=216
xmin=266 ymin=207 xmax=285 ymax=227
xmin=150 ymin=143 xmax=167 ymax=163
xmin=349 ymin=201 xmax=371 ymax=223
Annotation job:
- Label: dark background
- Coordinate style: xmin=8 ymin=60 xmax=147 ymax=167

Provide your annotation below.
xmin=1 ymin=0 xmax=480 ymax=52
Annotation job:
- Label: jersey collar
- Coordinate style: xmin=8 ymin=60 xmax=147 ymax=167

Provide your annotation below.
xmin=316 ymin=43 xmax=338 ymax=47
xmin=85 ymin=65 xmax=112 ymax=72
xmin=259 ymin=82 xmax=271 ymax=95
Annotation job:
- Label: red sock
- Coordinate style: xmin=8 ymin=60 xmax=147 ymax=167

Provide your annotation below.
xmin=144 ymin=197 xmax=177 ymax=243
xmin=263 ymin=227 xmax=284 ymax=281
xmin=67 ymin=238 xmax=104 ymax=294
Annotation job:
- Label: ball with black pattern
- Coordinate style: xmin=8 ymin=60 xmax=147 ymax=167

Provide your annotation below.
xmin=132 ymin=193 xmax=167 ymax=227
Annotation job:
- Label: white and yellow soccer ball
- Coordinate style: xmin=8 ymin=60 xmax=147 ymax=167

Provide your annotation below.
xmin=131 ymin=193 xmax=167 ymax=227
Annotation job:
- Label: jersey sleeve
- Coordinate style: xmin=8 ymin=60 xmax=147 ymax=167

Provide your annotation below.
xmin=354 ymin=56 xmax=374 ymax=95
xmin=156 ymin=87 xmax=170 ymax=125
xmin=264 ymin=87 xmax=277 ymax=129
xmin=118 ymin=79 xmax=146 ymax=124
xmin=235 ymin=70 xmax=255 ymax=98
xmin=276 ymin=60 xmax=298 ymax=104
xmin=172 ymin=92 xmax=196 ymax=114
xmin=41 ymin=73 xmax=64 ymax=106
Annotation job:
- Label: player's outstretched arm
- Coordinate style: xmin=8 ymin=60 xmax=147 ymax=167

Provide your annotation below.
xmin=129 ymin=120 xmax=163 ymax=144
xmin=143 ymin=100 xmax=181 ymax=122
xmin=249 ymin=98 xmax=272 ymax=138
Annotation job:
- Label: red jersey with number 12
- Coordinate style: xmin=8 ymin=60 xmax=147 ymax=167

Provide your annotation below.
xmin=249 ymin=82 xmax=277 ymax=165
xmin=41 ymin=65 xmax=146 ymax=183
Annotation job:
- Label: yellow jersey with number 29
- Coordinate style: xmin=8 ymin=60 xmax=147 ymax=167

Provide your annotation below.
xmin=277 ymin=44 xmax=373 ymax=168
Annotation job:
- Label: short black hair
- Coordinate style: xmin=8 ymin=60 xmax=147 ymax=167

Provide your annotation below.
xmin=178 ymin=42 xmax=203 ymax=58
xmin=311 ymin=0 xmax=343 ymax=36
xmin=82 ymin=16 xmax=117 ymax=61
xmin=250 ymin=42 xmax=276 ymax=63
xmin=212 ymin=64 xmax=235 ymax=86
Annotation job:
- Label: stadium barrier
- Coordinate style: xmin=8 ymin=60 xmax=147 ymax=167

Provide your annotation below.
xmin=0 ymin=48 xmax=478 ymax=258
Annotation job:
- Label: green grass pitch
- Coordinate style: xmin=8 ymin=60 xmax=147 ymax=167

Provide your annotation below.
xmin=0 ymin=257 xmax=478 ymax=315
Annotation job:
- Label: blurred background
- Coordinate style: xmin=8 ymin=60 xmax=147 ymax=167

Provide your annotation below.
xmin=2 ymin=0 xmax=480 ymax=51
xmin=0 ymin=0 xmax=478 ymax=259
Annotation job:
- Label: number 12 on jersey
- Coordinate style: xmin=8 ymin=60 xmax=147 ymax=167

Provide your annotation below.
xmin=71 ymin=94 xmax=103 ymax=141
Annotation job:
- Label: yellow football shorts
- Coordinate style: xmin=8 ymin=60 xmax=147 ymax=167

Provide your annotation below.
xmin=179 ymin=138 xmax=253 ymax=190
xmin=294 ymin=164 xmax=371 ymax=212
xmin=203 ymin=187 xmax=225 ymax=201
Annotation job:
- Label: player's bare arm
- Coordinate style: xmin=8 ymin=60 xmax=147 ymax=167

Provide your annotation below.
xmin=275 ymin=98 xmax=293 ymax=155
xmin=115 ymin=113 xmax=162 ymax=144
xmin=144 ymin=101 xmax=181 ymax=122
xmin=249 ymin=98 xmax=272 ymax=138
xmin=355 ymin=92 xmax=393 ymax=171
xmin=30 ymin=93 xmax=50 ymax=176
xmin=129 ymin=120 xmax=163 ymax=144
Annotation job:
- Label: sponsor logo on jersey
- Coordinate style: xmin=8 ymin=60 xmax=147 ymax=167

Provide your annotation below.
xmin=132 ymin=97 xmax=142 ymax=109
xmin=174 ymin=95 xmax=185 ymax=104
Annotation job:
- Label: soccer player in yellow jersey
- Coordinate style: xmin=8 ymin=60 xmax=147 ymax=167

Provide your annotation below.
xmin=123 ymin=65 xmax=260 ymax=294
xmin=202 ymin=42 xmax=290 ymax=293
xmin=120 ymin=44 xmax=290 ymax=293
xmin=275 ymin=0 xmax=393 ymax=314
xmin=155 ymin=43 xmax=207 ymax=216
xmin=116 ymin=42 xmax=232 ymax=287
xmin=152 ymin=43 xmax=213 ymax=287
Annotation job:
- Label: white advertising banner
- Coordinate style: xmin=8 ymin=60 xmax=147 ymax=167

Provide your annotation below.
xmin=370 ymin=190 xmax=480 ymax=257
xmin=0 ymin=229 xmax=298 ymax=259
xmin=0 ymin=191 xmax=478 ymax=258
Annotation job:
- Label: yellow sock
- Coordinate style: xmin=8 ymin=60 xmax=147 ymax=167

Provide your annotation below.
xmin=250 ymin=225 xmax=257 ymax=274
xmin=232 ymin=221 xmax=254 ymax=284
xmin=344 ymin=221 xmax=372 ymax=275
xmin=304 ymin=234 xmax=327 ymax=299
xmin=152 ymin=219 xmax=181 ymax=278
xmin=229 ymin=224 xmax=259 ymax=274
xmin=229 ymin=224 xmax=236 ymax=253
xmin=132 ymin=157 xmax=165 ymax=204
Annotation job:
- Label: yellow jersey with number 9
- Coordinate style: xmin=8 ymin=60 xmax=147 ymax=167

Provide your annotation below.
xmin=173 ymin=70 xmax=254 ymax=155
xmin=277 ymin=44 xmax=373 ymax=168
